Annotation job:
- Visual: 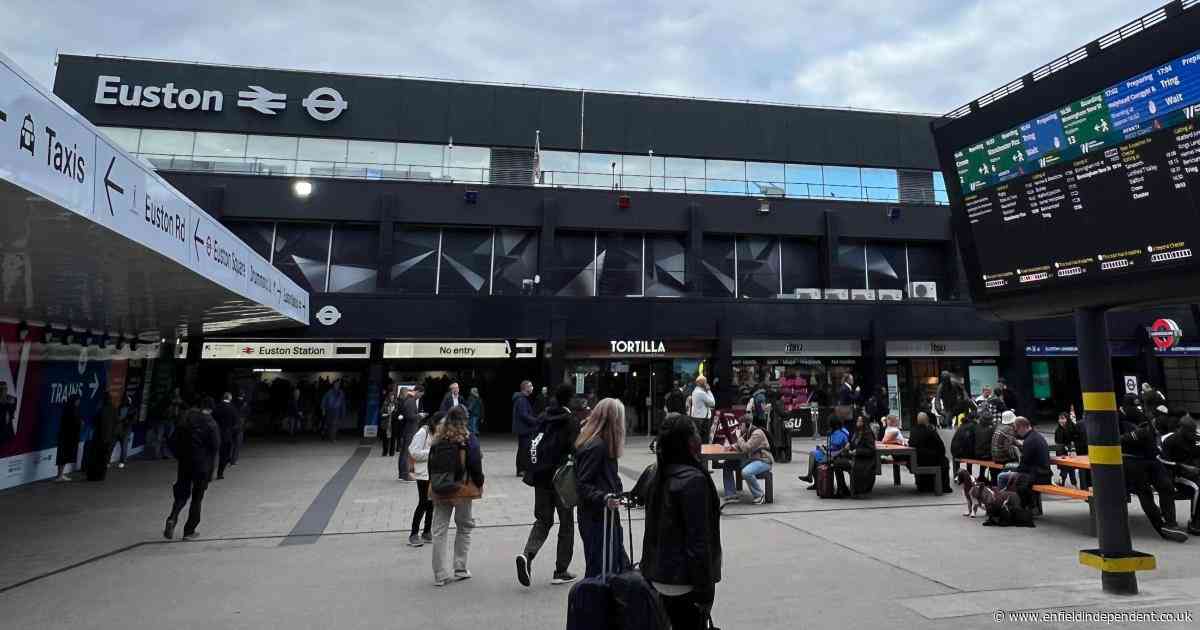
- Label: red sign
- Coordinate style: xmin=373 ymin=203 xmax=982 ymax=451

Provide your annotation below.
xmin=1151 ymin=318 xmax=1183 ymax=351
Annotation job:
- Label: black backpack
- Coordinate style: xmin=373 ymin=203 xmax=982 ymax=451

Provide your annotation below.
xmin=429 ymin=440 xmax=467 ymax=496
xmin=951 ymin=423 xmax=977 ymax=459
xmin=523 ymin=419 xmax=571 ymax=486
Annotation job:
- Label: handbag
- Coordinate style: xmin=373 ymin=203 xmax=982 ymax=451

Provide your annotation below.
xmin=430 ymin=479 xmax=483 ymax=502
xmin=553 ymin=454 xmax=579 ymax=509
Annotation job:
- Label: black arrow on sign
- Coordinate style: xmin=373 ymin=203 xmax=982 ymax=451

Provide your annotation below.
xmin=103 ymin=157 xmax=124 ymax=216
xmin=193 ymin=219 xmax=206 ymax=259
xmin=0 ymin=108 xmax=7 ymax=122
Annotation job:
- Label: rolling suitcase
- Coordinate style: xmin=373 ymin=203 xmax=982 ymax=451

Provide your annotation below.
xmin=610 ymin=502 xmax=670 ymax=630
xmin=566 ymin=508 xmax=617 ymax=630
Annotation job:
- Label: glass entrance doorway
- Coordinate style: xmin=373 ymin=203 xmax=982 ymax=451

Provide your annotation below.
xmin=567 ymin=358 xmax=703 ymax=435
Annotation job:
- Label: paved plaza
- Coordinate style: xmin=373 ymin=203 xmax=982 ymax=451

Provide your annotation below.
xmin=1 ymin=433 xmax=1198 ymax=629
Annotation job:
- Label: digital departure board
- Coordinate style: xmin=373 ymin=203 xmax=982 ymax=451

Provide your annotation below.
xmin=932 ymin=6 xmax=1200 ymax=320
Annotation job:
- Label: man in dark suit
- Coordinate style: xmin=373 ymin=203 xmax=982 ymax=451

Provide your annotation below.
xmin=212 ymin=393 xmax=237 ymax=479
xmin=440 ymin=382 xmax=464 ymax=414
xmin=164 ymin=397 xmax=220 ymax=540
xmin=399 ymin=386 xmax=425 ymax=481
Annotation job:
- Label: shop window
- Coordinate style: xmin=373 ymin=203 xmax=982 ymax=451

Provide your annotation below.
xmin=866 ymin=241 xmax=906 ymax=291
xmin=645 ymin=234 xmax=688 ymax=297
xmin=492 ymin=229 xmax=539 ymax=295
xmin=736 ymin=236 xmax=781 ymax=298
xmin=100 ymin=127 xmax=141 ymax=153
xmin=138 ymin=129 xmax=194 ymax=156
xmin=701 ymin=235 xmax=735 ymax=298
xmin=545 ymin=232 xmax=596 ymax=297
xmin=732 ymin=358 xmax=829 ymax=411
xmin=439 ymin=228 xmax=493 ymax=295
xmin=329 ymin=225 xmax=380 ymax=293
xmin=597 ymin=232 xmax=643 ymax=297
xmin=226 ymin=221 xmax=274 ymax=262
xmin=833 ymin=239 xmax=867 ymax=290
xmin=387 ymin=226 xmax=440 ymax=294
xmin=272 ymin=223 xmax=331 ymax=292
xmin=781 ymin=238 xmax=821 ymax=292
xmin=785 ymin=164 xmax=822 ymax=198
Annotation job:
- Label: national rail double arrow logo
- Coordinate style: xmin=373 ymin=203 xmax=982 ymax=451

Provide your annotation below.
xmin=103 ymin=157 xmax=124 ymax=216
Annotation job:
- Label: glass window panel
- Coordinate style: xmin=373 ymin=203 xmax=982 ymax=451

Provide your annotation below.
xmin=747 ymin=162 xmax=786 ymax=197
xmin=395 ymin=143 xmax=444 ymax=178
xmin=664 ymin=157 xmax=705 ymax=193
xmin=932 ymin=171 xmax=947 ymax=191
xmin=645 ymin=234 xmax=688 ymax=297
xmin=933 ymin=172 xmax=949 ymax=204
xmin=272 ymin=223 xmax=330 ymax=293
xmin=861 ymin=168 xmax=898 ymax=202
xmin=546 ymin=232 xmax=596 ymax=297
xmin=100 ymin=127 xmax=141 ymax=153
xmin=597 ymin=232 xmax=643 ymax=297
xmin=579 ymin=153 xmax=619 ymax=189
xmin=348 ymin=140 xmax=396 ymax=165
xmin=439 ymin=228 xmax=493 ymax=295
xmin=296 ymin=160 xmax=338 ymax=176
xmin=620 ymin=154 xmax=650 ymax=191
xmin=138 ymin=129 xmax=194 ymax=156
xmin=446 ymin=146 xmax=489 ymax=184
xmin=834 ymin=239 xmax=867 ymax=289
xmin=822 ymin=166 xmax=862 ymax=200
xmin=226 ymin=221 xmax=274 ymax=261
xmin=252 ymin=159 xmax=295 ymax=176
xmin=781 ymin=238 xmax=821 ymax=292
xmin=737 ymin=236 xmax=781 ymax=298
xmin=298 ymin=138 xmax=348 ymax=163
xmin=247 ymin=135 xmax=298 ymax=160
xmin=934 ymin=189 xmax=949 ymax=205
xmin=785 ymin=164 xmax=822 ymax=198
xmin=493 ymin=229 xmax=539 ymax=295
xmin=386 ymin=226 xmax=439 ymax=294
xmin=705 ymin=159 xmax=747 ymax=195
xmin=866 ymin=241 xmax=906 ymax=291
xmin=907 ymin=243 xmax=951 ymax=298
xmin=329 ymin=225 xmax=379 ymax=293
xmin=701 ymin=235 xmax=735 ymax=298
xmin=194 ymin=132 xmax=247 ymax=158
xmin=540 ymin=150 xmax=578 ymax=186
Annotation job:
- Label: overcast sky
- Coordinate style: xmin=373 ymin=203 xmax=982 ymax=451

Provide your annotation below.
xmin=2 ymin=0 xmax=1169 ymax=115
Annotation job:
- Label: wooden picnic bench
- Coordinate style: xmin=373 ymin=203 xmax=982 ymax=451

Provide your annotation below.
xmin=877 ymin=443 xmax=945 ymax=493
xmin=954 ymin=457 xmax=1005 ymax=482
xmin=700 ymin=444 xmax=774 ymax=503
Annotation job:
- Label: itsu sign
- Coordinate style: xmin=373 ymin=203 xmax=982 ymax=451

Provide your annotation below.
xmin=1150 ymin=318 xmax=1183 ymax=351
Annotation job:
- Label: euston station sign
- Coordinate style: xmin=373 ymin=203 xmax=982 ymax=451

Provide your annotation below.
xmin=94 ymin=75 xmax=348 ymax=121
xmin=202 ymin=341 xmax=370 ymax=360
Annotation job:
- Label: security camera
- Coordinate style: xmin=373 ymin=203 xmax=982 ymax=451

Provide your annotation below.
xmin=758 ymin=198 xmax=770 ymax=214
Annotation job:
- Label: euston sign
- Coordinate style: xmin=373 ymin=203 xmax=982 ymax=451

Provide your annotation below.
xmin=94 ymin=75 xmax=348 ymax=121
xmin=202 ymin=341 xmax=370 ymax=360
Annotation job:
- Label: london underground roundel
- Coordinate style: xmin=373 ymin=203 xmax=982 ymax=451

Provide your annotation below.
xmin=1150 ymin=318 xmax=1183 ymax=351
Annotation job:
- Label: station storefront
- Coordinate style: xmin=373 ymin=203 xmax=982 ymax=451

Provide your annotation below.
xmin=886 ymin=339 xmax=1001 ymax=427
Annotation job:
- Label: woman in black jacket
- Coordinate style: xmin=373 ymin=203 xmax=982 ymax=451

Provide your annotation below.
xmin=642 ymin=413 xmax=722 ymax=628
xmin=909 ymin=412 xmax=951 ymax=493
xmin=575 ymin=398 xmax=628 ymax=578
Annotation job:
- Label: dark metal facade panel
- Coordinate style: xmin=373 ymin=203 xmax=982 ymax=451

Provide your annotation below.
xmin=54 ymin=55 xmax=941 ymax=168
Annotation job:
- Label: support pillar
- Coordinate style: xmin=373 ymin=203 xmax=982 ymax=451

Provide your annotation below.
xmin=1074 ymin=307 xmax=1154 ymax=595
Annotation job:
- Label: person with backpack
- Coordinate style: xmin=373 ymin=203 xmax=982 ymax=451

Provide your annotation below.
xmin=950 ymin=412 xmax=979 ymax=474
xmin=720 ymin=413 xmax=773 ymax=505
xmin=406 ymin=411 xmax=442 ymax=547
xmin=642 ymin=413 xmax=722 ymax=628
xmin=163 ymin=397 xmax=220 ymax=540
xmin=575 ymin=398 xmax=628 ymax=578
xmin=427 ymin=406 xmax=485 ymax=586
xmin=516 ymin=384 xmax=581 ymax=588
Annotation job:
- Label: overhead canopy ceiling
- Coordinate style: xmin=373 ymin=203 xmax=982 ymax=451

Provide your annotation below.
xmin=0 ymin=51 xmax=307 ymax=340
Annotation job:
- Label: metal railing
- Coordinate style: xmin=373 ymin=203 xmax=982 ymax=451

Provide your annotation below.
xmin=140 ymin=153 xmax=945 ymax=205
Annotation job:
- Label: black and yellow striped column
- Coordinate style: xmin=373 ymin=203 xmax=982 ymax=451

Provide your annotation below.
xmin=1074 ymin=307 xmax=1153 ymax=595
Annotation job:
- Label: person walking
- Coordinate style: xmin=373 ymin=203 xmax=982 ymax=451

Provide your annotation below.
xmin=230 ymin=393 xmax=247 ymax=466
xmin=399 ymin=386 xmax=425 ymax=481
xmin=429 ymin=407 xmax=485 ymax=586
xmin=55 ymin=395 xmax=83 ymax=481
xmin=85 ymin=396 xmax=117 ymax=481
xmin=515 ymin=384 xmax=580 ymax=588
xmin=213 ymin=392 xmax=237 ymax=479
xmin=642 ymin=413 xmax=722 ymax=628
xmin=321 ymin=380 xmax=346 ymax=442
xmin=687 ymin=375 xmax=716 ymax=443
xmin=160 ymin=389 xmax=184 ymax=459
xmin=112 ymin=393 xmax=135 ymax=469
xmin=512 ymin=380 xmax=537 ymax=477
xmin=407 ymin=411 xmax=441 ymax=547
xmin=440 ymin=382 xmax=465 ymax=414
xmin=466 ymin=387 xmax=484 ymax=436
xmin=379 ymin=384 xmax=399 ymax=457
xmin=575 ymin=398 xmax=628 ymax=578
xmin=164 ymin=397 xmax=220 ymax=540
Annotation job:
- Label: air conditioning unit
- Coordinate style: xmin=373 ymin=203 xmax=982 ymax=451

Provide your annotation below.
xmin=909 ymin=281 xmax=938 ymax=301
xmin=851 ymin=289 xmax=876 ymax=301
xmin=775 ymin=293 xmax=798 ymax=300
xmin=877 ymin=289 xmax=903 ymax=301
xmin=793 ymin=288 xmax=822 ymax=300
xmin=824 ymin=289 xmax=849 ymax=301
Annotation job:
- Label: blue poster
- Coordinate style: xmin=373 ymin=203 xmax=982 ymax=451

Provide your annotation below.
xmin=35 ymin=356 xmax=108 ymax=451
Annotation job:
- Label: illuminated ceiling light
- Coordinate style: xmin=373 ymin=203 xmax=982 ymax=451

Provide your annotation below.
xmin=292 ymin=180 xmax=314 ymax=198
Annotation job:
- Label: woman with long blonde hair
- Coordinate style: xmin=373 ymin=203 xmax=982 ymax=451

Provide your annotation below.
xmin=575 ymin=397 xmax=628 ymax=577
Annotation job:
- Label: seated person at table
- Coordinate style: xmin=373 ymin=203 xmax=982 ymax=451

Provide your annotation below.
xmin=974 ymin=414 xmax=996 ymax=461
xmin=881 ymin=415 xmax=907 ymax=446
xmin=1162 ymin=415 xmax=1200 ymax=535
xmin=991 ymin=411 xmax=1020 ymax=465
xmin=1120 ymin=410 xmax=1187 ymax=542
xmin=721 ymin=414 xmax=774 ymax=506
xmin=1053 ymin=411 xmax=1085 ymax=488
xmin=997 ymin=417 xmax=1051 ymax=506
xmin=798 ymin=417 xmax=850 ymax=489
xmin=835 ymin=416 xmax=877 ymax=497
xmin=950 ymin=412 xmax=978 ymax=473
xmin=909 ymin=412 xmax=951 ymax=494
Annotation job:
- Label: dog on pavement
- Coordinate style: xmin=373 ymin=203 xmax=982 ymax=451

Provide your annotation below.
xmin=955 ymin=468 xmax=995 ymax=518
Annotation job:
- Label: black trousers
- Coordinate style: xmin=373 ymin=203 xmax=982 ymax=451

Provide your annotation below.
xmin=523 ymin=486 xmax=574 ymax=574
xmin=660 ymin=588 xmax=715 ymax=630
xmin=218 ymin=433 xmax=233 ymax=477
xmin=411 ymin=480 xmax=433 ymax=536
xmin=169 ymin=475 xmax=208 ymax=535
xmin=1125 ymin=458 xmax=1177 ymax=530
xmin=380 ymin=431 xmax=396 ymax=456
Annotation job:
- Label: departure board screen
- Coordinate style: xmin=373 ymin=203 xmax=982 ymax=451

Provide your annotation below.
xmin=953 ymin=47 xmax=1200 ymax=294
